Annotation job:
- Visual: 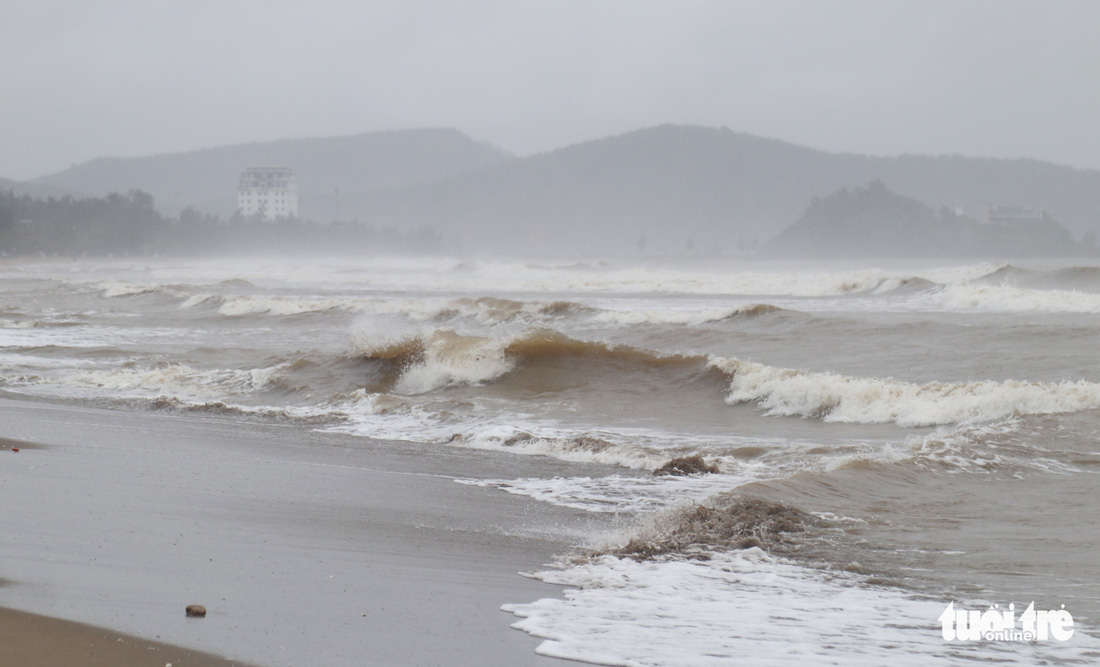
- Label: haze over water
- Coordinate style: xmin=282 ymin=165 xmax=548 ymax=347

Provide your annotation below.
xmin=2 ymin=254 xmax=1098 ymax=664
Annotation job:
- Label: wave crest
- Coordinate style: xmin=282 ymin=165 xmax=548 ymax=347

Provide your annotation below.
xmin=181 ymin=293 xmax=352 ymax=316
xmin=592 ymin=303 xmax=782 ymax=326
xmin=941 ymin=283 xmax=1100 ymax=312
xmin=712 ymin=357 xmax=1100 ymax=426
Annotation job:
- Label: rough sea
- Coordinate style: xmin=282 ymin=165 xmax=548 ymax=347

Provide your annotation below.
xmin=2 ymin=255 xmax=1099 ymax=665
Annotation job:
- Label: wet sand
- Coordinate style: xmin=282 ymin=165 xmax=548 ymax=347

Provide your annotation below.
xmin=0 ymin=606 xmax=251 ymax=666
xmin=0 ymin=396 xmax=604 ymax=665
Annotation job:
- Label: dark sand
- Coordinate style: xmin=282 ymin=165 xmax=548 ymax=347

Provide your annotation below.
xmin=0 ymin=606 xmax=252 ymax=666
xmin=0 ymin=397 xmax=607 ymax=665
xmin=0 ymin=436 xmax=46 ymax=451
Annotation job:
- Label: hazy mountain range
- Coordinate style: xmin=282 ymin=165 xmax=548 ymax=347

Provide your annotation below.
xmin=16 ymin=125 xmax=1100 ymax=255
xmin=25 ymin=129 xmax=509 ymax=221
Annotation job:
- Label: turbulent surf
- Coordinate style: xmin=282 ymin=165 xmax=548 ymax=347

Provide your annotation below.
xmin=2 ymin=255 xmax=1099 ymax=664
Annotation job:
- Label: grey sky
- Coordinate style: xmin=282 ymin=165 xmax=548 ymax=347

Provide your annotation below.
xmin=3 ymin=0 xmax=1099 ymax=180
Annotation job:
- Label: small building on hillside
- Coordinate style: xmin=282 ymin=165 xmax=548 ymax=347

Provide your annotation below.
xmin=238 ymin=167 xmax=298 ymax=220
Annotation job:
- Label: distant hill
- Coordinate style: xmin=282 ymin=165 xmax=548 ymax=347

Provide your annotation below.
xmin=365 ymin=125 xmax=837 ymax=253
xmin=760 ymin=181 xmax=1081 ymax=258
xmin=22 ymin=124 xmax=1100 ymax=256
xmin=30 ymin=129 xmax=513 ymax=217
xmin=360 ymin=125 xmax=1100 ymax=255
xmin=0 ymin=177 xmax=81 ymax=201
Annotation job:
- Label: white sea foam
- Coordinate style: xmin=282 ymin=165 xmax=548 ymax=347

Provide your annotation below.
xmin=328 ymin=391 xmax=748 ymax=469
xmin=217 ymin=295 xmax=352 ymax=317
xmin=505 ymin=550 xmax=1000 ymax=666
xmin=506 ymin=550 xmax=1100 ymax=666
xmin=940 ymin=283 xmax=1100 ymax=313
xmin=53 ymin=363 xmax=283 ymax=400
xmin=430 ymin=297 xmax=587 ymax=325
xmin=712 ymin=357 xmax=1100 ymax=427
xmin=53 ymin=258 xmax=1020 ymax=303
xmin=183 ymin=292 xmax=567 ymax=322
xmin=894 ymin=419 xmax=1085 ymax=475
xmin=348 ymin=323 xmax=516 ymax=394
xmin=353 ymin=296 xmax=774 ymax=328
xmin=0 ymin=351 xmax=102 ymax=373
xmin=469 ymin=267 xmax=912 ymax=297
xmin=0 ymin=319 xmax=38 ymax=329
xmin=179 ymin=293 xmax=358 ymax=316
xmin=95 ymin=280 xmax=177 ymax=298
xmin=460 ymin=473 xmax=745 ymax=513
xmin=590 ymin=303 xmax=771 ymax=326
xmin=0 ymin=324 xmax=171 ymax=349
xmin=916 ymin=262 xmax=1009 ymax=285
xmin=396 ymin=333 xmax=514 ymax=394
xmin=193 ymin=258 xmax=971 ymax=298
xmin=329 ymin=409 xmax=662 ymax=469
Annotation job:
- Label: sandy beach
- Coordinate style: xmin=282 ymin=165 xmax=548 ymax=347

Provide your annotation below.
xmin=0 ymin=606 xmax=254 ymax=666
xmin=0 ymin=395 xmax=600 ymax=666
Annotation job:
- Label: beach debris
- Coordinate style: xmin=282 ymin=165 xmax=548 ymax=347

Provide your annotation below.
xmin=607 ymin=497 xmax=819 ymax=560
xmin=185 ymin=604 xmax=207 ymax=617
xmin=653 ymin=454 xmax=719 ymax=476
xmin=11 ymin=448 xmax=18 ymax=452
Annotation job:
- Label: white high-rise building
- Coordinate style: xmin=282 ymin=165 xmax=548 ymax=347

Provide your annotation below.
xmin=237 ymin=167 xmax=298 ymax=220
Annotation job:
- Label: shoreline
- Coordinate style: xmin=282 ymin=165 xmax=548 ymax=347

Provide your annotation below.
xmin=0 ymin=395 xmax=605 ymax=665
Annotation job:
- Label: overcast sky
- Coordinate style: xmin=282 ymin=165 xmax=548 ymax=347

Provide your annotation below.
xmin=3 ymin=1 xmax=1099 ymax=180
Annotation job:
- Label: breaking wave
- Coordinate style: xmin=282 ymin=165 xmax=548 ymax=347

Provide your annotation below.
xmin=975 ymin=263 xmax=1100 ymax=293
xmin=591 ymin=303 xmax=782 ymax=326
xmin=433 ymin=297 xmax=594 ymax=325
xmin=350 ymin=326 xmax=715 ymax=395
xmin=712 ymin=357 xmax=1100 ymax=427
xmin=177 ymin=293 xmax=598 ymax=324
xmin=869 ymin=276 xmax=940 ymax=296
xmin=971 ymin=263 xmax=1031 ymax=285
xmin=54 ymin=362 xmax=286 ymax=399
xmin=14 ymin=318 xmax=1100 ymax=443
xmin=181 ymin=293 xmax=785 ymax=328
xmin=180 ymin=293 xmax=355 ymax=316
xmin=941 ymin=263 xmax=1100 ymax=311
xmin=1040 ymin=265 xmax=1100 ymax=291
xmin=940 ymin=283 xmax=1100 ymax=313
xmin=344 ymin=326 xmax=1100 ymax=429
xmin=460 ymin=473 xmax=744 ymax=514
xmin=95 ymin=280 xmax=187 ymax=299
xmin=351 ymin=325 xmax=1100 ymax=428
